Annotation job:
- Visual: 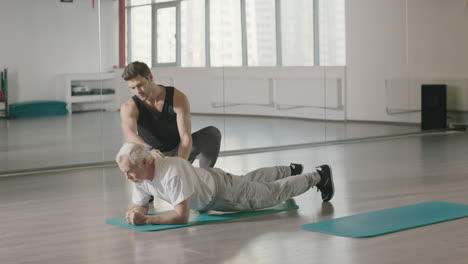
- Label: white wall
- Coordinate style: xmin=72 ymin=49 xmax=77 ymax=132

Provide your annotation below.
xmin=346 ymin=0 xmax=468 ymax=122
xmin=0 ymin=0 xmax=118 ymax=103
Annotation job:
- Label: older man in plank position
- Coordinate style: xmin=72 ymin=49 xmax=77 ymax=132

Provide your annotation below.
xmin=117 ymin=142 xmax=335 ymax=225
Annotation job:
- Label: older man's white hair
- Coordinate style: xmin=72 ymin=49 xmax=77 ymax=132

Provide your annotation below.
xmin=116 ymin=142 xmax=153 ymax=166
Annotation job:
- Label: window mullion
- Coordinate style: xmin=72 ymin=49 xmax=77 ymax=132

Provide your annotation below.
xmin=152 ymin=4 xmax=157 ymax=67
xmin=176 ymin=1 xmax=181 ymax=66
xmin=313 ymin=0 xmax=320 ymax=66
xmin=205 ymin=0 xmax=211 ymax=67
xmin=240 ymin=0 xmax=247 ymax=66
xmin=275 ymin=0 xmax=282 ymax=66
xmin=126 ymin=5 xmax=132 ymax=63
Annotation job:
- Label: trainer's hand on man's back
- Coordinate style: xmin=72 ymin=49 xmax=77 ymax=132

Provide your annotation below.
xmin=150 ymin=149 xmax=165 ymax=159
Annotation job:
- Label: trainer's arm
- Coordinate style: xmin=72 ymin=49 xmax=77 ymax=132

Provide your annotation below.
xmin=127 ymin=199 xmax=190 ymax=225
xmin=173 ymin=89 xmax=192 ymax=160
xmin=120 ymin=100 xmax=164 ymax=158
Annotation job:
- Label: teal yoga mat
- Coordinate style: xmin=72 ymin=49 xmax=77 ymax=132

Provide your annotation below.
xmin=302 ymin=201 xmax=468 ymax=238
xmin=9 ymin=101 xmax=68 ymax=118
xmin=107 ymin=204 xmax=298 ymax=232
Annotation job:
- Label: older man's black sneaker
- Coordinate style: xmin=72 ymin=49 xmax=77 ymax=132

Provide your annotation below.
xmin=315 ymin=165 xmax=334 ymax=202
xmin=290 ymin=163 xmax=304 ymax=175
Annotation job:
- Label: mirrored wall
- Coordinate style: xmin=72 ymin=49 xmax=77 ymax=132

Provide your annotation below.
xmin=2 ymin=0 xmax=466 ymax=174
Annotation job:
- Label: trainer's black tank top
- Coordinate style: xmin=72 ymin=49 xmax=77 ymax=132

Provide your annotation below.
xmin=132 ymin=86 xmax=180 ymax=152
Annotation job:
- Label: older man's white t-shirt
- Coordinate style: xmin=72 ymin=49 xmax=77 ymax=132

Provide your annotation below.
xmin=131 ymin=157 xmax=216 ymax=210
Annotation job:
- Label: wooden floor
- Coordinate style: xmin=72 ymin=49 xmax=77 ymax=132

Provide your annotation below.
xmin=0 ymin=131 xmax=467 ymax=264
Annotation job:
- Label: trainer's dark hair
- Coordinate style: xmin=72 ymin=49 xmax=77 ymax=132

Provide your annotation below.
xmin=122 ymin=61 xmax=152 ymax=80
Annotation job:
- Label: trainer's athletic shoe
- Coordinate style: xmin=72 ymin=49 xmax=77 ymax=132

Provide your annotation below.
xmin=315 ymin=165 xmax=335 ymax=202
xmin=290 ymin=163 xmax=304 ymax=175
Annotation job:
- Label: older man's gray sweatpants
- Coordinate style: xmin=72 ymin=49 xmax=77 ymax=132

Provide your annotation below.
xmin=202 ymin=166 xmax=321 ymax=212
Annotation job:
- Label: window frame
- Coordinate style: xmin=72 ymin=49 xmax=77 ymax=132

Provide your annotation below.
xmin=152 ymin=1 xmax=181 ymax=67
xmin=124 ymin=0 xmax=344 ymax=67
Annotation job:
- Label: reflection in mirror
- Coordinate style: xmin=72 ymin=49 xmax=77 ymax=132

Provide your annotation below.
xmin=2 ymin=0 xmax=466 ymax=175
xmin=400 ymin=0 xmax=467 ymax=133
xmin=122 ymin=0 xmax=224 ymax=168
xmin=0 ymin=0 xmax=119 ymax=173
xmin=334 ymin=0 xmax=419 ymax=142
xmin=219 ymin=0 xmax=330 ymax=151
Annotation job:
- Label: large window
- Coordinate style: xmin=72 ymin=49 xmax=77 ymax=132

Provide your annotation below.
xmin=280 ymin=0 xmax=315 ymax=66
xmin=181 ymin=0 xmax=205 ymax=67
xmin=126 ymin=0 xmax=345 ymax=67
xmin=210 ymin=0 xmax=242 ymax=66
xmin=319 ymin=0 xmax=346 ymax=66
xmin=127 ymin=4 xmax=152 ymax=66
xmin=155 ymin=5 xmax=177 ymax=65
xmin=246 ymin=0 xmax=277 ymax=66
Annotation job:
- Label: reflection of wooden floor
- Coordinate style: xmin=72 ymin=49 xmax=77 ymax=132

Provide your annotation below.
xmin=0 ymin=132 xmax=466 ymax=264
xmin=0 ymin=111 xmax=419 ymax=173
